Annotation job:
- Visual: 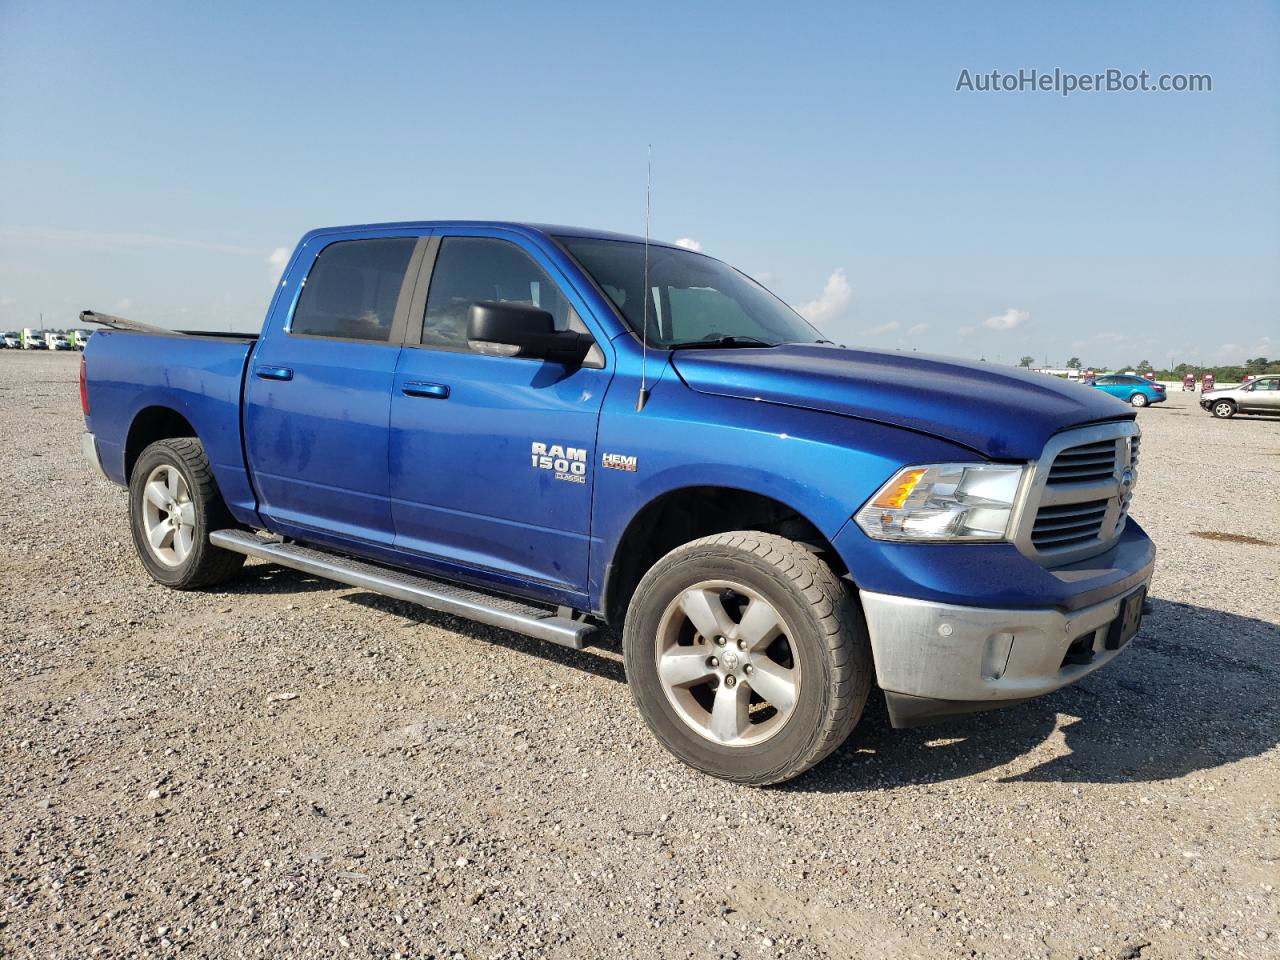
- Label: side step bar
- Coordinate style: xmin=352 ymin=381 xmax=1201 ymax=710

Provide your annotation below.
xmin=209 ymin=529 xmax=595 ymax=650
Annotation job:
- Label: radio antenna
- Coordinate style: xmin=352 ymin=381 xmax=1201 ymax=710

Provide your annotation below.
xmin=636 ymin=144 xmax=652 ymax=412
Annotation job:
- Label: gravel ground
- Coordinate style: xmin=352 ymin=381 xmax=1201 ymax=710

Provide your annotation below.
xmin=2 ymin=351 xmax=1277 ymax=960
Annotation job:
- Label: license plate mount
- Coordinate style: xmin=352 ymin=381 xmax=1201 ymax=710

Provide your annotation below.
xmin=1106 ymin=587 xmax=1146 ymax=651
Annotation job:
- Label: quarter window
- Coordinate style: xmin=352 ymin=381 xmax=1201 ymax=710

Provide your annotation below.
xmin=291 ymin=238 xmax=416 ymax=342
xmin=422 ymin=237 xmax=575 ymax=350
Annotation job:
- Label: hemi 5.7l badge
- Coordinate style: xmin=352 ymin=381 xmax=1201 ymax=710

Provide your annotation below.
xmin=602 ymin=452 xmax=638 ymax=472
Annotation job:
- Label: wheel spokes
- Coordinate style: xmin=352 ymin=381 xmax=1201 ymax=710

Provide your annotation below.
xmin=174 ymin=524 xmax=193 ymax=561
xmin=746 ymin=658 xmax=798 ymax=713
xmin=708 ymin=681 xmax=750 ymax=743
xmin=734 ymin=597 xmax=781 ymax=651
xmin=165 ymin=468 xmax=181 ymax=499
xmin=144 ymin=481 xmax=169 ymax=509
xmin=175 ymin=502 xmax=196 ymax=527
xmin=147 ymin=521 xmax=172 ymax=550
xmin=658 ymin=649 xmax=715 ymax=688
xmin=679 ymin=588 xmax=734 ymax=641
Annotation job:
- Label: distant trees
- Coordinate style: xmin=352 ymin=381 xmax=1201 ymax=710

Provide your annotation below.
xmin=1018 ymin=355 xmax=1035 ymax=368
xmin=1135 ymin=360 xmax=1154 ymax=373
xmin=1066 ymin=357 xmax=1082 ymax=369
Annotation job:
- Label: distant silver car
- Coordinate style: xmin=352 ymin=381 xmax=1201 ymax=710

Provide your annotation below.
xmin=1200 ymin=375 xmax=1280 ymax=419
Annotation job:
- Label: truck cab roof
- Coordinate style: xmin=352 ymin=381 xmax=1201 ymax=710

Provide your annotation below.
xmin=299 ymin=221 xmax=688 ymax=250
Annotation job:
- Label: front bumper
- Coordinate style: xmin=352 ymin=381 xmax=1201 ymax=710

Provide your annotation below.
xmin=81 ymin=431 xmax=108 ymax=480
xmin=861 ymin=577 xmax=1150 ymax=727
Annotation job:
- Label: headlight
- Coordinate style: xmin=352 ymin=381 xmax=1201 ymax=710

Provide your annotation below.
xmin=854 ymin=463 xmax=1025 ymax=542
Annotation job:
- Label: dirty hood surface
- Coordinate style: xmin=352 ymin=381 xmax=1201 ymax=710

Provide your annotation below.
xmin=671 ymin=343 xmax=1131 ymax=460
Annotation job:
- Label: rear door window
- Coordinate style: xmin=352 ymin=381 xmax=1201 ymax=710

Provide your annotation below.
xmin=291 ymin=238 xmax=417 ymax=342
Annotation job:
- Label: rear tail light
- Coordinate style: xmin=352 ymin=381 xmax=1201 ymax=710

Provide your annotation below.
xmin=1154 ymin=384 xmax=1166 ymax=392
xmin=79 ymin=355 xmax=90 ymax=416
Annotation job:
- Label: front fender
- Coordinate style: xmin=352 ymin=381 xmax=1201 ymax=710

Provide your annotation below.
xmin=588 ymin=373 xmax=979 ymax=609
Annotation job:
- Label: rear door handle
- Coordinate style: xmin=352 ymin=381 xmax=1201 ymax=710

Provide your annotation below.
xmin=256 ymin=365 xmax=293 ymax=382
xmin=402 ymin=381 xmax=450 ymax=399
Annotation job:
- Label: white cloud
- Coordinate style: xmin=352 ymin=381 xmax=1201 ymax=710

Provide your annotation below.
xmin=268 ymin=246 xmax=291 ymax=281
xmin=113 ymin=297 xmax=133 ymax=313
xmin=907 ymin=323 xmax=929 ymax=336
xmin=983 ymin=307 xmax=1029 ymax=331
xmin=958 ymin=325 xmax=976 ymax=337
xmin=0 ymin=296 xmax=16 ymax=307
xmin=674 ymin=237 xmax=702 ymax=252
xmin=866 ymin=320 xmax=899 ymax=336
xmin=795 ymin=269 xmax=852 ymax=323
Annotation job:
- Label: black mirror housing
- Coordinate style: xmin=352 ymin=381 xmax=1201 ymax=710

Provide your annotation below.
xmin=467 ymin=301 xmax=592 ymax=365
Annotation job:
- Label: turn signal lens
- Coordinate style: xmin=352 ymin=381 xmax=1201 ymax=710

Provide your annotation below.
xmin=871 ymin=469 xmax=927 ymax=509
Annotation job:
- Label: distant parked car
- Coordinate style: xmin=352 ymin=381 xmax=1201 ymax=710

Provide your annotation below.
xmin=46 ymin=333 xmax=71 ymax=351
xmin=0 ymin=332 xmax=18 ymax=349
xmin=1084 ymin=374 xmax=1167 ymax=408
xmin=1200 ymin=375 xmax=1280 ymax=419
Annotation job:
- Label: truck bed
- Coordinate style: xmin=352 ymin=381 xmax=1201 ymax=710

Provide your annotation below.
xmin=82 ymin=328 xmax=259 ymax=525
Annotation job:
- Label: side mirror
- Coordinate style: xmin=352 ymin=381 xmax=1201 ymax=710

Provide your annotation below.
xmin=467 ymin=301 xmax=592 ymax=365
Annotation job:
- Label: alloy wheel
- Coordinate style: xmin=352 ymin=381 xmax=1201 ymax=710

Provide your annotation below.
xmin=654 ymin=580 xmax=801 ymax=747
xmin=140 ymin=464 xmax=196 ymax=567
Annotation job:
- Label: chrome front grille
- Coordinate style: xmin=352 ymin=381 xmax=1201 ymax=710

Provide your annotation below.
xmin=1015 ymin=421 xmax=1141 ymax=565
xmin=1046 ymin=439 xmax=1117 ymax=484
xmin=1031 ymin=499 xmax=1110 ymax=548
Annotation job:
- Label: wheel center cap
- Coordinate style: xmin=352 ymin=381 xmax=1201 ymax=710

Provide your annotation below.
xmin=722 ymin=650 xmax=740 ymax=669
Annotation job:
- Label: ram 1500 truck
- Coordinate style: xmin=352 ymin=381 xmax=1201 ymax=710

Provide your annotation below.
xmin=79 ymin=221 xmax=1155 ymax=784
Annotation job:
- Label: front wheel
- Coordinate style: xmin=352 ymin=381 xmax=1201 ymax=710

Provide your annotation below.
xmin=623 ymin=532 xmax=872 ymax=785
xmin=129 ymin=438 xmax=245 ymax=589
xmin=1212 ymin=400 xmax=1236 ymax=419
xmin=1130 ymin=393 xmax=1149 ymax=407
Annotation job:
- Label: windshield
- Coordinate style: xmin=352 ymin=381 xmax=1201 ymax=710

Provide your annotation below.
xmin=557 ymin=237 xmax=824 ymax=348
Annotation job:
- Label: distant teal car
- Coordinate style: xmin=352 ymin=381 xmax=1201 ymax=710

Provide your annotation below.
xmin=1083 ymin=374 xmax=1167 ymax=407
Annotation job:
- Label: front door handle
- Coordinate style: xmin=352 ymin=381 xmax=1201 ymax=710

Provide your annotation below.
xmin=256 ymin=365 xmax=294 ymax=382
xmin=402 ymin=381 xmax=450 ymax=399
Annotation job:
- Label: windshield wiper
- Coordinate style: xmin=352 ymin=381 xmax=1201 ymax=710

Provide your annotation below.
xmin=666 ymin=335 xmax=776 ymax=350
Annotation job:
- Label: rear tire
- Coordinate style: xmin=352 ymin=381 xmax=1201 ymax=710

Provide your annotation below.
xmin=623 ymin=532 xmax=872 ymax=785
xmin=1212 ymin=400 xmax=1236 ymax=419
xmin=1130 ymin=393 xmax=1148 ymax=407
xmin=129 ymin=438 xmax=245 ymax=589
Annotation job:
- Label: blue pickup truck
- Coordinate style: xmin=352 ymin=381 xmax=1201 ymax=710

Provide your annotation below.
xmin=79 ymin=221 xmax=1154 ymax=784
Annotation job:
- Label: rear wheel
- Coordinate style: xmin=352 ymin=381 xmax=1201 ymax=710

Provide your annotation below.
xmin=1130 ymin=393 xmax=1148 ymax=407
xmin=1212 ymin=400 xmax=1236 ymax=419
xmin=623 ymin=532 xmax=872 ymax=785
xmin=129 ymin=438 xmax=245 ymax=589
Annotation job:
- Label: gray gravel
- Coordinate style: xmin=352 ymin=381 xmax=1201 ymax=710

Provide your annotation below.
xmin=2 ymin=351 xmax=1278 ymax=960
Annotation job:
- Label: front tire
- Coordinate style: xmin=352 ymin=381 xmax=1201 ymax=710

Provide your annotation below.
xmin=1212 ymin=400 xmax=1236 ymax=419
xmin=1130 ymin=393 xmax=1148 ymax=407
xmin=623 ymin=532 xmax=872 ymax=785
xmin=129 ymin=438 xmax=245 ymax=589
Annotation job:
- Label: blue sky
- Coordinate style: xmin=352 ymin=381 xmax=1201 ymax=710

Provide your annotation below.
xmin=1 ymin=1 xmax=1276 ymax=367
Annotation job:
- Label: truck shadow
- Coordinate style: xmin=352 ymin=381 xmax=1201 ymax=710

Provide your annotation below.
xmin=340 ymin=591 xmax=630 ymax=686
xmin=212 ymin=566 xmax=1278 ymax=790
xmin=789 ymin=598 xmax=1280 ymax=792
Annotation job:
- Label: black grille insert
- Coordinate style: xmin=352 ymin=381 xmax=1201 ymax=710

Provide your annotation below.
xmin=1047 ymin=439 xmax=1117 ymax=484
xmin=1032 ymin=499 xmax=1109 ymax=548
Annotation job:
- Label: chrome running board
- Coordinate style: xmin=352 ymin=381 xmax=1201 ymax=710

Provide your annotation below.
xmin=209 ymin=529 xmax=595 ymax=650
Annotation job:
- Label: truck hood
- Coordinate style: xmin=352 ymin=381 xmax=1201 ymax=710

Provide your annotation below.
xmin=671 ymin=343 xmax=1131 ymax=460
